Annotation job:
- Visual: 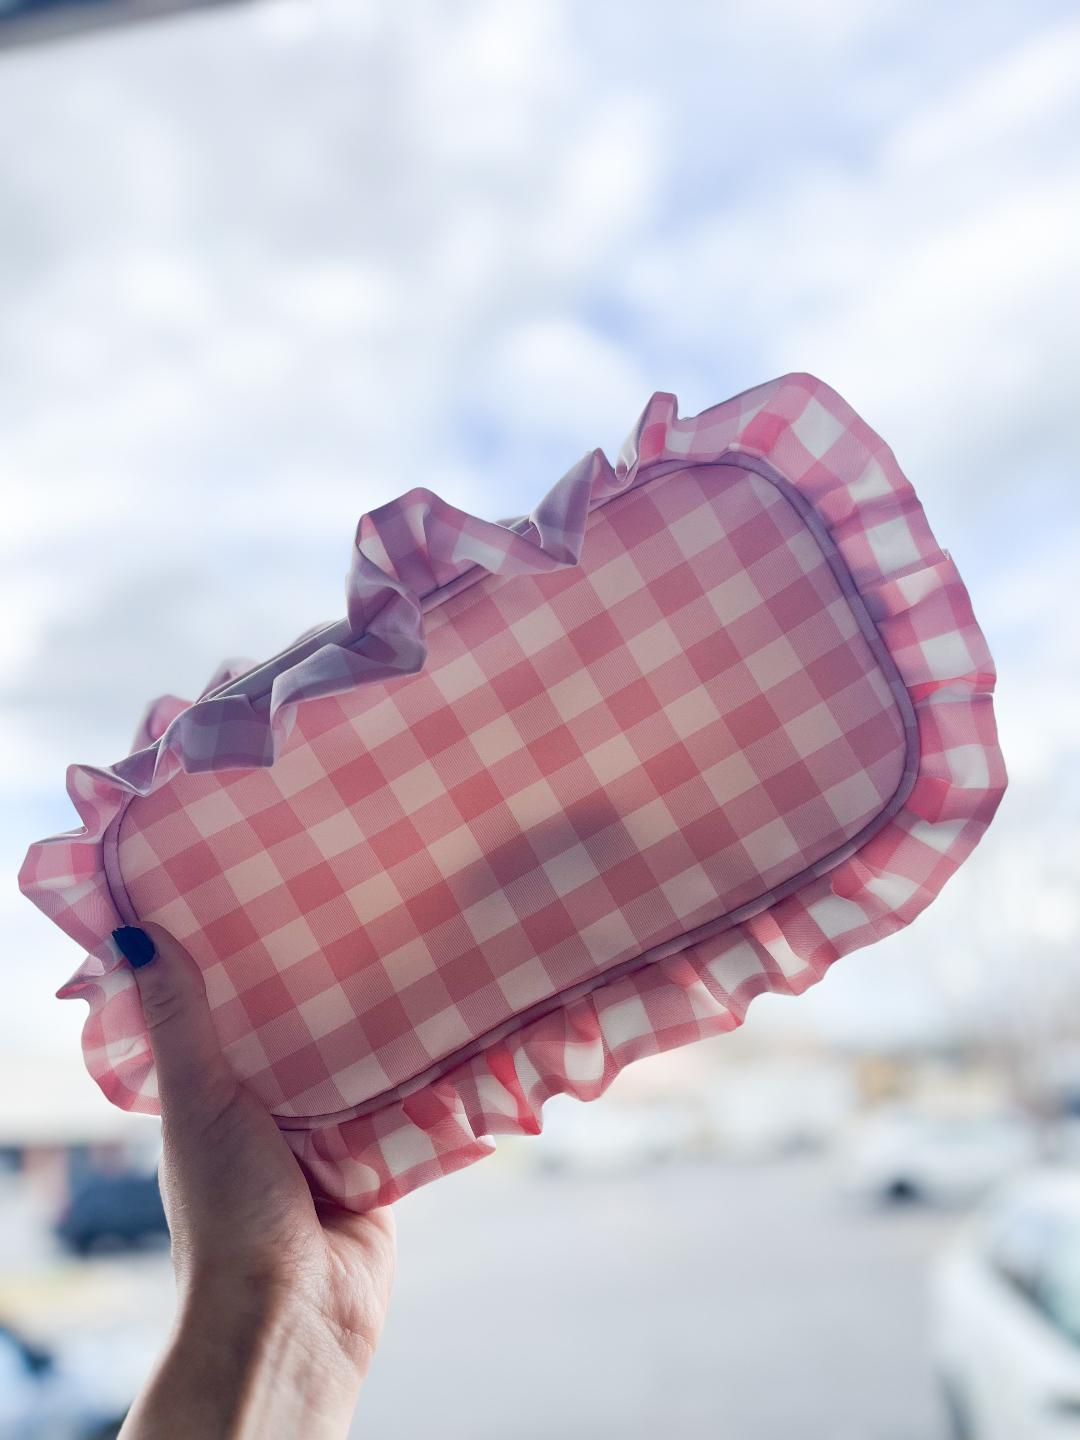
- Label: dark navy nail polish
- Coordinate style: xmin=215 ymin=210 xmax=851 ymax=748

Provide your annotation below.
xmin=112 ymin=926 xmax=156 ymax=968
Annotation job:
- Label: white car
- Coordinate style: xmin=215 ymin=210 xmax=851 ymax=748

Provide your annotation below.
xmin=531 ymin=1094 xmax=705 ymax=1176
xmin=842 ymin=1103 xmax=1040 ymax=1206
xmin=931 ymin=1169 xmax=1080 ymax=1439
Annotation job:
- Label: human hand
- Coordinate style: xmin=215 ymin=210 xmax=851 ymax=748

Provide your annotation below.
xmin=113 ymin=921 xmax=395 ymax=1440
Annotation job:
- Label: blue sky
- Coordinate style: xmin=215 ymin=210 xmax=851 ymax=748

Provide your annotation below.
xmin=2 ymin=0 xmax=1078 ymax=1079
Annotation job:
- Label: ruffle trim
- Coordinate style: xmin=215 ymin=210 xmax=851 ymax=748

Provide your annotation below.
xmin=18 ymin=372 xmax=1007 ymax=1209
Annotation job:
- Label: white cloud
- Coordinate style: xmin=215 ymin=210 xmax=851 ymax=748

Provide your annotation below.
xmin=889 ymin=18 xmax=1080 ymax=168
xmin=486 ymin=316 xmax=649 ymax=438
xmin=621 ymin=14 xmax=1080 ymax=531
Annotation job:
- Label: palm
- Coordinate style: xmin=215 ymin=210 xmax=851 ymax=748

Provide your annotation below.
xmin=159 ymin=1072 xmax=395 ymax=1356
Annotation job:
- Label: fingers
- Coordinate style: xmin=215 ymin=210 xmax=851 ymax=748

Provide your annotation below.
xmin=112 ymin=921 xmax=238 ymax=1129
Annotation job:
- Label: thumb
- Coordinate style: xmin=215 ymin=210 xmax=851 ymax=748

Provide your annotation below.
xmin=112 ymin=921 xmax=239 ymax=1128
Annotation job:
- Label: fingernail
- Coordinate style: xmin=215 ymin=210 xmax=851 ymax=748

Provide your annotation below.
xmin=112 ymin=926 xmax=157 ymax=968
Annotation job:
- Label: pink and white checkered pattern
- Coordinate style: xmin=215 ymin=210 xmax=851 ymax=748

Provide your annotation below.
xmin=19 ymin=373 xmax=1006 ymax=1209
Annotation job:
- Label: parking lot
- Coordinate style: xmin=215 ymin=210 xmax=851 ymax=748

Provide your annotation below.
xmin=0 ymin=1148 xmax=967 ymax=1438
xmin=354 ymin=1151 xmax=958 ymax=1440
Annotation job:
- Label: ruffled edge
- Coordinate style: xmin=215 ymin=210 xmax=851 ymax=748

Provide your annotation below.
xmin=18 ymin=372 xmax=1007 ymax=1207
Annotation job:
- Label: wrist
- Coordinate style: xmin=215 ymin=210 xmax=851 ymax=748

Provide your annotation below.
xmin=178 ymin=1275 xmax=365 ymax=1426
xmin=181 ymin=1255 xmax=375 ymax=1363
xmin=122 ymin=1274 xmax=365 ymax=1440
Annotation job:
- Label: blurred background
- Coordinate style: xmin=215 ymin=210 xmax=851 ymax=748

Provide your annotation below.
xmin=2 ymin=1 xmax=1079 ymax=1436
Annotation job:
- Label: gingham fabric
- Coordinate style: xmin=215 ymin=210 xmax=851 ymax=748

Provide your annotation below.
xmin=19 ymin=373 xmax=1006 ymax=1210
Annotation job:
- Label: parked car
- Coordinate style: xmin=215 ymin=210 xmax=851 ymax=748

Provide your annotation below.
xmin=841 ymin=1103 xmax=1039 ymax=1207
xmin=56 ymin=1169 xmax=169 ymax=1256
xmin=532 ymin=1095 xmax=705 ymax=1176
xmin=931 ymin=1169 xmax=1080 ymax=1439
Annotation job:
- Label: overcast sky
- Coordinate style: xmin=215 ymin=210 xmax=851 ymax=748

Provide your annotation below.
xmin=3 ymin=0 xmax=1078 ymax=1082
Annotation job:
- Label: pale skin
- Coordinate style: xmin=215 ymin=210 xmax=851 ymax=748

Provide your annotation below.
xmin=115 ymin=921 xmax=396 ymax=1440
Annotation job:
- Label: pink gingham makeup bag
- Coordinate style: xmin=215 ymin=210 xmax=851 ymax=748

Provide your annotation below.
xmin=20 ymin=373 xmax=1006 ymax=1210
